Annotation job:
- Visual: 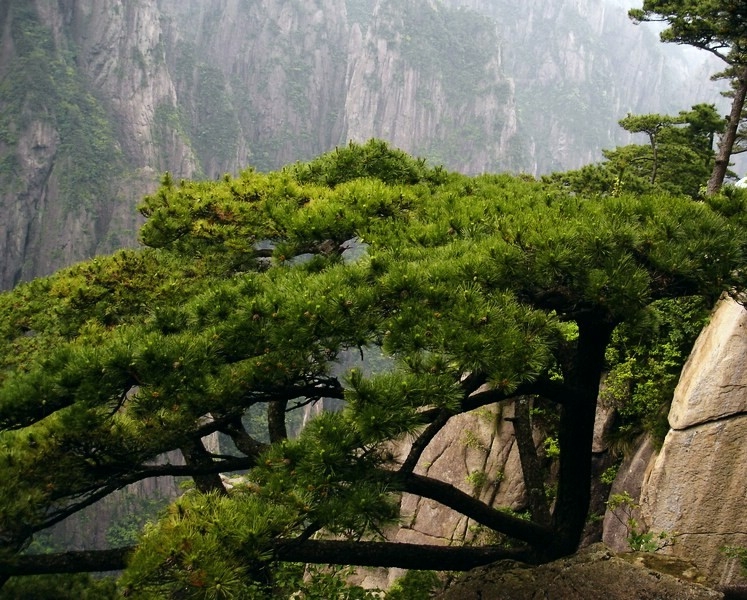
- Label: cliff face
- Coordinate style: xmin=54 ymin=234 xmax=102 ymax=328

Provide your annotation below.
xmin=0 ymin=0 xmax=724 ymax=290
xmin=604 ymin=297 xmax=747 ymax=587
xmin=343 ymin=0 xmax=520 ymax=173
xmin=443 ymin=0 xmax=725 ymax=174
xmin=0 ymin=0 xmax=196 ymax=289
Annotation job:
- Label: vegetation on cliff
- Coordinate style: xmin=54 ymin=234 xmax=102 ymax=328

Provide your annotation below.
xmin=0 ymin=140 xmax=744 ymax=597
xmin=630 ymin=0 xmax=747 ymax=194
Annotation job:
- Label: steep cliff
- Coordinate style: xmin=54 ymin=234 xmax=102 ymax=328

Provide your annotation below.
xmin=343 ymin=0 xmax=521 ymax=173
xmin=443 ymin=0 xmax=725 ymax=174
xmin=0 ymin=0 xmax=727 ymax=291
xmin=604 ymin=297 xmax=747 ymax=587
xmin=0 ymin=0 xmax=196 ymax=289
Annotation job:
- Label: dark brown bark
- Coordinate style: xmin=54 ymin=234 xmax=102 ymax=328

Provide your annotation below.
xmin=708 ymin=64 xmax=747 ymax=195
xmin=717 ymin=585 xmax=747 ymax=600
xmin=649 ymin=130 xmax=659 ymax=185
xmin=0 ymin=540 xmax=529 ymax=578
xmin=550 ymin=318 xmax=613 ymax=558
xmin=399 ymin=409 xmax=452 ymax=475
xmin=220 ymin=415 xmax=268 ymax=458
xmin=0 ymin=547 xmax=132 ymax=576
xmin=268 ymin=399 xmax=289 ymax=442
xmin=391 ymin=472 xmax=554 ymax=548
xmin=509 ymin=397 xmax=551 ymax=526
xmin=274 ymin=538 xmax=530 ymax=570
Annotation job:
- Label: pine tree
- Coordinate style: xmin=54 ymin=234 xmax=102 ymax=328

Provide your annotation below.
xmin=0 ymin=141 xmax=745 ymax=597
xmin=630 ymin=0 xmax=747 ymax=194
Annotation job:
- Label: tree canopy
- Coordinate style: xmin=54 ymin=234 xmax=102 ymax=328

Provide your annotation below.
xmin=0 ymin=140 xmax=745 ymax=598
xmin=545 ymin=104 xmax=725 ymax=198
xmin=630 ymin=0 xmax=747 ymax=193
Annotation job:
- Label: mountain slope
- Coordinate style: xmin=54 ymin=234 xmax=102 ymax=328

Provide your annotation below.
xmin=0 ymin=0 xmax=724 ymax=289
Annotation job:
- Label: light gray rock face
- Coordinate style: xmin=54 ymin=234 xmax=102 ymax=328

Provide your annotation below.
xmin=437 ymin=544 xmax=722 ymax=600
xmin=397 ymin=403 xmax=527 ymax=543
xmin=604 ymin=297 xmax=747 ymax=586
xmin=343 ymin=0 xmax=520 ymax=174
xmin=602 ymin=434 xmax=656 ymax=551
xmin=0 ymin=0 xmax=196 ymax=289
xmin=668 ymin=298 xmax=747 ymax=430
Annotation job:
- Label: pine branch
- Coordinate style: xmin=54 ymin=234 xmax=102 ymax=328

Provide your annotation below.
xmin=399 ymin=408 xmax=452 ymax=475
xmin=0 ymin=540 xmax=531 ymax=577
xmin=0 ymin=547 xmax=132 ymax=576
xmin=25 ymin=457 xmax=258 ymax=541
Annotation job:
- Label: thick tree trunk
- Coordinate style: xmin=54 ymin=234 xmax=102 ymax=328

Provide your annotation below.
xmin=550 ymin=319 xmax=613 ymax=558
xmin=268 ymin=399 xmax=289 ymax=442
xmin=707 ymin=65 xmax=747 ymax=195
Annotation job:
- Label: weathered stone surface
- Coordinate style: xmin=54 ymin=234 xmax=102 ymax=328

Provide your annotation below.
xmin=602 ymin=435 xmax=657 ymax=552
xmin=640 ymin=416 xmax=747 ymax=585
xmin=603 ymin=298 xmax=747 ymax=585
xmin=402 ymin=402 xmax=529 ymax=542
xmin=669 ymin=298 xmax=747 ymax=430
xmin=436 ymin=544 xmax=723 ymax=600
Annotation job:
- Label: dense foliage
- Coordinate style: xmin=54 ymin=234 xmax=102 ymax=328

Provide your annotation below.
xmin=0 ymin=140 xmax=745 ymax=597
xmin=630 ymin=0 xmax=747 ymax=194
xmin=544 ymin=104 xmax=725 ymax=198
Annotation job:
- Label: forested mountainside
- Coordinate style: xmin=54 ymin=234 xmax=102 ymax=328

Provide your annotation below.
xmin=0 ymin=0 xmax=723 ymax=289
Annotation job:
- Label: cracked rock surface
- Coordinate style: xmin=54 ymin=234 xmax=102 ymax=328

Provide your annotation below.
xmin=436 ymin=544 xmax=723 ymax=600
xmin=605 ymin=297 xmax=747 ymax=586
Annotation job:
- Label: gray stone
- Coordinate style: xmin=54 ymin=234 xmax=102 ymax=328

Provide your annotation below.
xmin=436 ymin=544 xmax=723 ymax=600
xmin=641 ymin=416 xmax=747 ymax=585
xmin=669 ymin=297 xmax=747 ymax=430
xmin=602 ymin=435 xmax=657 ymax=552
xmin=603 ymin=298 xmax=747 ymax=586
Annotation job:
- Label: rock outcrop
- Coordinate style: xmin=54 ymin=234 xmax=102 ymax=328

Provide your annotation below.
xmin=604 ymin=297 xmax=747 ymax=586
xmin=436 ymin=544 xmax=722 ymax=600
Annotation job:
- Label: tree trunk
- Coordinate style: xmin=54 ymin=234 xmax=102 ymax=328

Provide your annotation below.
xmin=649 ymin=131 xmax=659 ymax=185
xmin=180 ymin=439 xmax=227 ymax=494
xmin=268 ymin=399 xmax=289 ymax=442
xmin=550 ymin=318 xmax=613 ymax=558
xmin=707 ymin=64 xmax=747 ymax=195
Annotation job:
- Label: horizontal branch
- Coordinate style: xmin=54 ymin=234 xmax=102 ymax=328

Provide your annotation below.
xmin=0 ymin=547 xmax=131 ymax=576
xmin=33 ymin=456 xmax=258 ymax=539
xmin=0 ymin=539 xmax=530 ymax=577
xmin=463 ymin=378 xmax=573 ymax=411
xmin=274 ymin=538 xmax=529 ymax=570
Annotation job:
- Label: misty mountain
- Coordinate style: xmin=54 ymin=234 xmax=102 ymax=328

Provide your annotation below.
xmin=0 ymin=0 xmax=726 ymax=290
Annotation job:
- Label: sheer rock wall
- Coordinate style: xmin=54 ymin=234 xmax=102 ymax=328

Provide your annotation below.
xmin=0 ymin=0 xmax=724 ymax=290
xmin=604 ymin=297 xmax=747 ymax=586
